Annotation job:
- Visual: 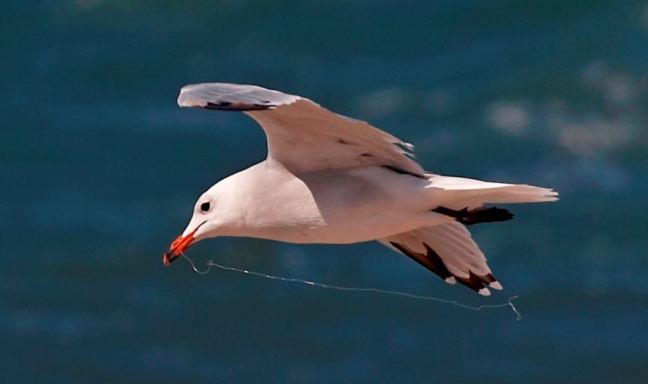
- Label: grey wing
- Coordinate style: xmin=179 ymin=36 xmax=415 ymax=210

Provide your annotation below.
xmin=177 ymin=83 xmax=425 ymax=176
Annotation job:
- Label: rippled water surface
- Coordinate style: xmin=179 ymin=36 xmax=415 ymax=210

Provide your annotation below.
xmin=2 ymin=1 xmax=647 ymax=383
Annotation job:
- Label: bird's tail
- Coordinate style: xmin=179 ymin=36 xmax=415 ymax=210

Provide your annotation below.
xmin=426 ymin=174 xmax=558 ymax=210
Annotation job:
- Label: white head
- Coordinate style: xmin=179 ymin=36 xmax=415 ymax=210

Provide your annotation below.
xmin=162 ymin=180 xmax=237 ymax=265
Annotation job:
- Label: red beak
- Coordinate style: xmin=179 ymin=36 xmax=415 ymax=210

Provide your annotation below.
xmin=162 ymin=222 xmax=205 ymax=266
xmin=162 ymin=234 xmax=195 ymax=266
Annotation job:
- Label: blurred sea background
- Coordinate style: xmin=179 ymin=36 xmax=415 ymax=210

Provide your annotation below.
xmin=2 ymin=1 xmax=647 ymax=383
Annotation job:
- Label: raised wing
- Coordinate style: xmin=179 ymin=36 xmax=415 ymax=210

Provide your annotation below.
xmin=177 ymin=83 xmax=424 ymax=176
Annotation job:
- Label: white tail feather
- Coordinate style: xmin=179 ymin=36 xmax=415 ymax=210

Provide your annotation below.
xmin=427 ymin=175 xmax=558 ymax=209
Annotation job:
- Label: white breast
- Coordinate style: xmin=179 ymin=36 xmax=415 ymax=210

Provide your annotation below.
xmin=229 ymin=162 xmax=440 ymax=244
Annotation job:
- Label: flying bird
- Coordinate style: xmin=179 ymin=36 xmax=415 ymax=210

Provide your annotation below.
xmin=164 ymin=83 xmax=558 ymax=296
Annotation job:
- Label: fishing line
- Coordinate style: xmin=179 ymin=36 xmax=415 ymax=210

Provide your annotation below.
xmin=181 ymin=253 xmax=522 ymax=320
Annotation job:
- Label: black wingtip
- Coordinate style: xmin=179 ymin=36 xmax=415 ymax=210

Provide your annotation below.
xmin=468 ymin=207 xmax=513 ymax=224
xmin=432 ymin=206 xmax=513 ymax=226
xmin=205 ymin=101 xmax=275 ymax=111
xmin=391 ymin=241 xmax=502 ymax=295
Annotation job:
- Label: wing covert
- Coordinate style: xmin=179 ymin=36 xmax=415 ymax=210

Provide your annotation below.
xmin=178 ymin=83 xmax=424 ymax=176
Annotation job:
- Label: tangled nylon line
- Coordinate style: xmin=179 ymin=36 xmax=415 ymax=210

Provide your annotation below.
xmin=181 ymin=253 xmax=522 ymax=320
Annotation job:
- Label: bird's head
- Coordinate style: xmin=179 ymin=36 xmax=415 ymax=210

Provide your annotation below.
xmin=163 ymin=187 xmax=226 ymax=266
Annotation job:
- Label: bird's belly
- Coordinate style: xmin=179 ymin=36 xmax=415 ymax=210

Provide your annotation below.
xmin=241 ymin=167 xmax=435 ymax=243
xmin=247 ymin=208 xmax=428 ymax=244
xmin=277 ymin=214 xmax=429 ymax=244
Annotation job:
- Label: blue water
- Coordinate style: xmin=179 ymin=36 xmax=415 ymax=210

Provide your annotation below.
xmin=2 ymin=1 xmax=647 ymax=382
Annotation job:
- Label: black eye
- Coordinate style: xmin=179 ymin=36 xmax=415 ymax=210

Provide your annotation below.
xmin=200 ymin=202 xmax=211 ymax=212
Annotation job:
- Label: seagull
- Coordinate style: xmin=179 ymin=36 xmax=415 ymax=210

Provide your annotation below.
xmin=163 ymin=83 xmax=558 ymax=296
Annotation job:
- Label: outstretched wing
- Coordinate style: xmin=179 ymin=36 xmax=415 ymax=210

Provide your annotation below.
xmin=380 ymin=222 xmax=503 ymax=296
xmin=177 ymin=83 xmax=424 ymax=176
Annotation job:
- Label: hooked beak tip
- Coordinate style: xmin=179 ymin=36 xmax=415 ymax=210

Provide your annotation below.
xmin=163 ymin=222 xmax=205 ymax=267
xmin=163 ymin=233 xmax=196 ymax=267
xmin=162 ymin=251 xmax=176 ymax=266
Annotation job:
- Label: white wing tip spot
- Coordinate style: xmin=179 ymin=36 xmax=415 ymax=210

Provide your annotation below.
xmin=445 ymin=276 xmax=457 ymax=285
xmin=478 ymin=288 xmax=491 ymax=297
xmin=489 ymin=281 xmax=503 ymax=290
